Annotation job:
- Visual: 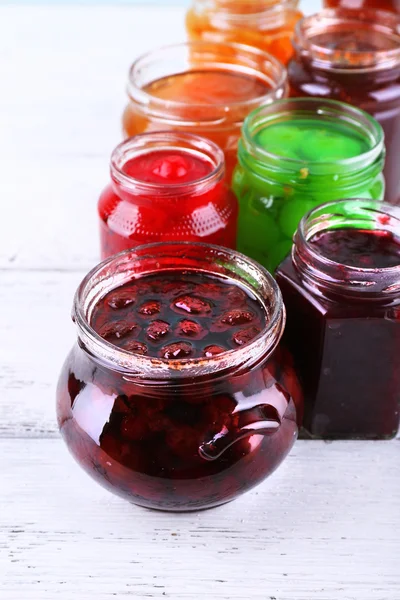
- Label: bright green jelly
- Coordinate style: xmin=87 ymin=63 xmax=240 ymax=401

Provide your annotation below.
xmin=233 ymin=99 xmax=385 ymax=272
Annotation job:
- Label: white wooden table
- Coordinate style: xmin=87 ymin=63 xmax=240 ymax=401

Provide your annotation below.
xmin=1 ymin=2 xmax=399 ymax=599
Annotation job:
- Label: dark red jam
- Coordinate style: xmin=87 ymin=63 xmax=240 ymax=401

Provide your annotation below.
xmin=310 ymin=228 xmax=400 ymax=268
xmin=57 ymin=258 xmax=303 ymax=511
xmin=91 ymin=272 xmax=266 ymax=359
xmin=276 ymin=224 xmax=400 ymax=440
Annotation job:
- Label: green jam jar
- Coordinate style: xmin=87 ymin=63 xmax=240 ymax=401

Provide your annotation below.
xmin=233 ymin=98 xmax=385 ymax=272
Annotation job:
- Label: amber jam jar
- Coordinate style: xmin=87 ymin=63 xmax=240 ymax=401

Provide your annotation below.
xmin=98 ymin=132 xmax=238 ymax=258
xmin=122 ymin=41 xmax=288 ymax=181
xmin=288 ymin=8 xmax=400 ymax=204
xmin=186 ymin=0 xmax=303 ymax=65
xmin=276 ymin=199 xmax=400 ymax=440
xmin=324 ymin=1 xmax=400 ymax=12
xmin=56 ymin=242 xmax=302 ymax=511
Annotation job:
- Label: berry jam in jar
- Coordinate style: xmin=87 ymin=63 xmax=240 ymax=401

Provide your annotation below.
xmin=288 ymin=8 xmax=400 ymax=204
xmin=324 ymin=1 xmax=400 ymax=12
xmin=186 ymin=0 xmax=303 ymax=65
xmin=276 ymin=200 xmax=400 ymax=439
xmin=56 ymin=243 xmax=303 ymax=511
xmin=98 ymin=132 xmax=237 ymax=258
xmin=232 ymin=98 xmax=385 ymax=273
xmin=122 ymin=42 xmax=287 ymax=181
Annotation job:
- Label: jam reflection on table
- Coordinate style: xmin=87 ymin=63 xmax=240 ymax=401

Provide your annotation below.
xmin=122 ymin=42 xmax=287 ymax=181
xmin=288 ymin=8 xmax=400 ymax=204
xmin=57 ymin=244 xmax=302 ymax=511
xmin=232 ymin=98 xmax=385 ymax=273
xmin=98 ymin=132 xmax=237 ymax=258
xmin=324 ymin=0 xmax=400 ymax=12
xmin=276 ymin=200 xmax=400 ymax=440
xmin=186 ymin=0 xmax=303 ymax=65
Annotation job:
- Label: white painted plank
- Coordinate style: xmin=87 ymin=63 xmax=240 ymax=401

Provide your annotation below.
xmin=1 ymin=438 xmax=399 ymax=600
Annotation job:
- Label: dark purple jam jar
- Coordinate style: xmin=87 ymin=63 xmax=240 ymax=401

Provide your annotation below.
xmin=56 ymin=242 xmax=303 ymax=511
xmin=276 ymin=199 xmax=400 ymax=440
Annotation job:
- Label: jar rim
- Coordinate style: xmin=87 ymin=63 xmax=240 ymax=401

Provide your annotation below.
xmin=293 ymin=199 xmax=400 ymax=298
xmin=127 ymin=41 xmax=287 ymax=119
xmin=240 ymin=97 xmax=385 ymax=176
xmin=192 ymin=0 xmax=300 ymax=25
xmin=293 ymin=8 xmax=400 ymax=73
xmin=73 ymin=242 xmax=285 ymax=379
xmin=110 ymin=132 xmax=225 ymax=197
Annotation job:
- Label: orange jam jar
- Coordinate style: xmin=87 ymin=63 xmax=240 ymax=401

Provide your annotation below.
xmin=122 ymin=42 xmax=288 ymax=181
xmin=186 ymin=0 xmax=303 ymax=65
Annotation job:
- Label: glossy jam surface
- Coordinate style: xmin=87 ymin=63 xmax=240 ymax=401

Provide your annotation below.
xmin=324 ymin=0 xmax=400 ymax=12
xmin=57 ymin=267 xmax=302 ymax=511
xmin=310 ymin=228 xmax=400 ymax=268
xmin=233 ymin=114 xmax=384 ymax=273
xmin=288 ymin=16 xmax=400 ymax=204
xmin=98 ymin=148 xmax=238 ymax=258
xmin=123 ymin=69 xmax=273 ymax=181
xmin=90 ymin=272 xmax=267 ymax=359
xmin=186 ymin=1 xmax=303 ymax=65
xmin=276 ymin=227 xmax=400 ymax=439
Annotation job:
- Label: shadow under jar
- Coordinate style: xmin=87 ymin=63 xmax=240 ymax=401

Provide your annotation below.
xmin=122 ymin=41 xmax=288 ymax=182
xmin=98 ymin=132 xmax=238 ymax=259
xmin=288 ymin=8 xmax=400 ymax=204
xmin=232 ymin=97 xmax=385 ymax=273
xmin=186 ymin=0 xmax=303 ymax=65
xmin=56 ymin=243 xmax=303 ymax=511
xmin=323 ymin=1 xmax=400 ymax=12
xmin=276 ymin=199 xmax=400 ymax=440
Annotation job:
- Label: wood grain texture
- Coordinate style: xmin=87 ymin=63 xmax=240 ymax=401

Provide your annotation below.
xmin=1 ymin=439 xmax=399 ymax=600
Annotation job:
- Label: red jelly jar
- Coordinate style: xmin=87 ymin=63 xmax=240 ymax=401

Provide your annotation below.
xmin=276 ymin=199 xmax=400 ymax=440
xmin=98 ymin=132 xmax=237 ymax=258
xmin=288 ymin=8 xmax=400 ymax=204
xmin=56 ymin=242 xmax=303 ymax=511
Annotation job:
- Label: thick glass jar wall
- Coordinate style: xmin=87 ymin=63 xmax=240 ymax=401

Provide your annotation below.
xmin=288 ymin=9 xmax=400 ymax=204
xmin=232 ymin=98 xmax=385 ymax=273
xmin=56 ymin=243 xmax=303 ymax=511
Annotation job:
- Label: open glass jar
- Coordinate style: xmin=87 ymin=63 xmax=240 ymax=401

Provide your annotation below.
xmin=122 ymin=41 xmax=288 ymax=181
xmin=288 ymin=8 xmax=400 ymax=204
xmin=56 ymin=243 xmax=302 ymax=511
xmin=276 ymin=200 xmax=400 ymax=440
xmin=98 ymin=132 xmax=237 ymax=258
xmin=186 ymin=0 xmax=303 ymax=65
xmin=232 ymin=98 xmax=385 ymax=273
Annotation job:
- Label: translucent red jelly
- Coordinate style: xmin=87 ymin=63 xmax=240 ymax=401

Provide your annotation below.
xmin=276 ymin=205 xmax=400 ymax=440
xmin=57 ymin=245 xmax=303 ymax=511
xmin=91 ymin=272 xmax=266 ymax=359
xmin=98 ymin=134 xmax=238 ymax=259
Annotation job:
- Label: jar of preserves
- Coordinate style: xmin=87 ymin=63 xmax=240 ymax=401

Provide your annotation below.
xmin=122 ymin=41 xmax=288 ymax=181
xmin=186 ymin=0 xmax=303 ymax=65
xmin=276 ymin=199 xmax=400 ymax=440
xmin=56 ymin=242 xmax=303 ymax=511
xmin=98 ymin=132 xmax=238 ymax=258
xmin=324 ymin=1 xmax=400 ymax=12
xmin=232 ymin=97 xmax=385 ymax=273
xmin=288 ymin=8 xmax=400 ymax=204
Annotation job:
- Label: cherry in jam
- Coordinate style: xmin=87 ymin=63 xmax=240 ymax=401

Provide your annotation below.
xmin=90 ymin=272 xmax=266 ymax=359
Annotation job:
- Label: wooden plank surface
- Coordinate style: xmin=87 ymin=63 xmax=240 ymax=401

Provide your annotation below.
xmin=1 ymin=439 xmax=399 ymax=600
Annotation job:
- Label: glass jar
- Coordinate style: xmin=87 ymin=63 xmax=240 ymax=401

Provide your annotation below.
xmin=276 ymin=199 xmax=400 ymax=440
xmin=98 ymin=132 xmax=238 ymax=259
xmin=186 ymin=0 xmax=303 ymax=65
xmin=56 ymin=242 xmax=303 ymax=511
xmin=288 ymin=8 xmax=400 ymax=204
xmin=324 ymin=1 xmax=400 ymax=12
xmin=122 ymin=41 xmax=288 ymax=182
xmin=232 ymin=97 xmax=385 ymax=273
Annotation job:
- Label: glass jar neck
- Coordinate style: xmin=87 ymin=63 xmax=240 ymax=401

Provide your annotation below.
xmin=238 ymin=98 xmax=385 ymax=189
xmin=292 ymin=199 xmax=400 ymax=302
xmin=73 ymin=242 xmax=286 ymax=382
xmin=192 ymin=0 xmax=300 ymax=29
xmin=293 ymin=8 xmax=400 ymax=74
xmin=127 ymin=41 xmax=287 ymax=126
xmin=110 ymin=132 xmax=225 ymax=204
